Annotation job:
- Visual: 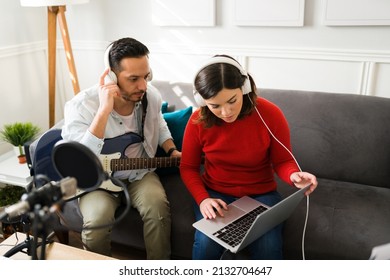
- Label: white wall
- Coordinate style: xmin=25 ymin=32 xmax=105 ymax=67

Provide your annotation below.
xmin=1 ymin=0 xmax=390 ymax=155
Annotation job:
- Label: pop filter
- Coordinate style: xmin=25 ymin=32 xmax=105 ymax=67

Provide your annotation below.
xmin=52 ymin=140 xmax=108 ymax=192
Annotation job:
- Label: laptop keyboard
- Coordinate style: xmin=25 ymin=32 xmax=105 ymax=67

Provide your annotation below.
xmin=213 ymin=205 xmax=268 ymax=247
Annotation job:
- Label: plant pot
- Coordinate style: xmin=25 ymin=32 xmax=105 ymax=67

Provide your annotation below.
xmin=18 ymin=155 xmax=27 ymax=164
xmin=13 ymin=145 xmax=25 ymax=156
xmin=13 ymin=146 xmax=26 ymax=164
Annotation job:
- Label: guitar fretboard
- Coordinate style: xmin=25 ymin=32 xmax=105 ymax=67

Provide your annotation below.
xmin=111 ymin=157 xmax=181 ymax=171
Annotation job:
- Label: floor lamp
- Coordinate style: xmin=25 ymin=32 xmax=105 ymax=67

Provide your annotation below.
xmin=20 ymin=0 xmax=89 ymax=127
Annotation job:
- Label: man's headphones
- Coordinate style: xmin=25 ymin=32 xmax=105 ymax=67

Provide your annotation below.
xmin=103 ymin=43 xmax=153 ymax=84
xmin=193 ymin=56 xmax=252 ymax=107
xmin=104 ymin=44 xmax=118 ymax=84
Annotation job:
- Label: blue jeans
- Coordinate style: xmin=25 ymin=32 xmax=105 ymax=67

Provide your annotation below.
xmin=192 ymin=189 xmax=284 ymax=260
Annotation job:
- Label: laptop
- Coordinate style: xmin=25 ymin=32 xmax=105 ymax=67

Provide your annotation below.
xmin=193 ymin=184 xmax=311 ymax=254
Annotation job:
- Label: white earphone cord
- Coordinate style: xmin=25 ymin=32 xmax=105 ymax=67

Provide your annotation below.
xmin=252 ymin=100 xmax=309 ymax=261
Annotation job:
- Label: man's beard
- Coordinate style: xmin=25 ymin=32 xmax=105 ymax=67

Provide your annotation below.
xmin=121 ymin=91 xmax=145 ymax=102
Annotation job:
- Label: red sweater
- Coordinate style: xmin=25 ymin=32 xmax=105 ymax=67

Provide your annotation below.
xmin=180 ymin=97 xmax=300 ymax=205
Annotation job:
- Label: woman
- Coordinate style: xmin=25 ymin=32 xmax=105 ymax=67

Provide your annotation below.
xmin=179 ymin=55 xmax=318 ymax=260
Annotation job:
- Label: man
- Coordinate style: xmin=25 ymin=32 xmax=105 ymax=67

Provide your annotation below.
xmin=61 ymin=37 xmax=180 ymax=259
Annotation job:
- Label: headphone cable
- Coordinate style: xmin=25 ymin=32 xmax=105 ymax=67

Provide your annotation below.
xmin=251 ymin=98 xmax=309 ymax=260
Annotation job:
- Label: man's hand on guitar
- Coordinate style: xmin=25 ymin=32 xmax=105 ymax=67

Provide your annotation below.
xmin=170 ymin=149 xmax=181 ymax=158
xmin=163 ymin=141 xmax=182 ymax=158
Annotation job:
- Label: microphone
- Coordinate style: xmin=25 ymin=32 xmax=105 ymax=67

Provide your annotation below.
xmin=52 ymin=140 xmax=131 ymax=231
xmin=0 ymin=140 xmax=112 ymax=224
xmin=2 ymin=177 xmax=77 ymax=219
xmin=52 ymin=140 xmax=109 ymax=192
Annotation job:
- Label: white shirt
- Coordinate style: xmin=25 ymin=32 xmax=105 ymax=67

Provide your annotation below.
xmin=61 ymin=84 xmax=172 ymax=182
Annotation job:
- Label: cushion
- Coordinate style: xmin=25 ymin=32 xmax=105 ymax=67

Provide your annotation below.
xmin=163 ymin=106 xmax=192 ymax=150
xmin=155 ymin=106 xmax=192 ymax=175
xmin=161 ymin=101 xmax=168 ymax=113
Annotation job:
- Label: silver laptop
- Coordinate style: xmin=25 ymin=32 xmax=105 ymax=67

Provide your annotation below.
xmin=193 ymin=184 xmax=311 ymax=254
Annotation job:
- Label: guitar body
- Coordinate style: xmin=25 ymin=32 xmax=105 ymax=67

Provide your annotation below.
xmin=72 ymin=152 xmax=123 ymax=199
xmin=101 ymin=132 xmax=143 ymax=155
xmin=67 ymin=132 xmax=180 ymax=200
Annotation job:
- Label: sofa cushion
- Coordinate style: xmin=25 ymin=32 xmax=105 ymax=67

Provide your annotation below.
xmin=276 ymin=178 xmax=390 ymax=260
xmin=110 ymin=172 xmax=196 ymax=259
xmin=156 ymin=106 xmax=192 ymax=175
xmin=163 ymin=106 xmax=192 ymax=151
xmin=161 ymin=101 xmax=168 ymax=113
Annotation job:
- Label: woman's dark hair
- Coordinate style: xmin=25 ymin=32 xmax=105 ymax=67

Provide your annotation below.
xmin=194 ymin=55 xmax=258 ymax=127
xmin=108 ymin=37 xmax=150 ymax=72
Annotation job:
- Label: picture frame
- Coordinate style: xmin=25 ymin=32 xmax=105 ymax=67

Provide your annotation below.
xmin=234 ymin=0 xmax=305 ymax=27
xmin=151 ymin=0 xmax=216 ymax=27
xmin=323 ymin=0 xmax=390 ymax=26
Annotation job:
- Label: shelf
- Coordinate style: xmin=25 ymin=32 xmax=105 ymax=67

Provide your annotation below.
xmin=0 ymin=151 xmax=32 ymax=188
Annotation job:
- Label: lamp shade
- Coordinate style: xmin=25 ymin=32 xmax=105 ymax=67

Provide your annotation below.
xmin=20 ymin=0 xmax=89 ymax=7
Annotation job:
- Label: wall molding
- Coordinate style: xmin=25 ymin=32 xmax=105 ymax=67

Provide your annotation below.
xmin=359 ymin=61 xmax=376 ymax=95
xmin=0 ymin=40 xmax=109 ymax=59
xmin=0 ymin=41 xmax=45 ymax=58
xmin=2 ymin=40 xmax=389 ymax=64
xmin=147 ymin=43 xmax=390 ymax=63
xmin=1 ymin=41 xmax=390 ymax=97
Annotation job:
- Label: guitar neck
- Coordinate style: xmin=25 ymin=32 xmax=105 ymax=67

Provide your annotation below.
xmin=111 ymin=157 xmax=180 ymax=171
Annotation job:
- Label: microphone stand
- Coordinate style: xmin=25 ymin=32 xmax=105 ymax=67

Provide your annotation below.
xmin=2 ymin=175 xmax=72 ymax=260
xmin=2 ymin=205 xmax=55 ymax=260
xmin=2 ymin=214 xmax=39 ymax=259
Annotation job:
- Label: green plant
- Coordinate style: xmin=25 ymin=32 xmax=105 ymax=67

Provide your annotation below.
xmin=0 ymin=122 xmax=40 ymax=156
xmin=0 ymin=185 xmax=26 ymax=207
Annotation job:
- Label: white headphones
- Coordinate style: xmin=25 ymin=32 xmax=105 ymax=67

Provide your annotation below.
xmin=193 ymin=56 xmax=252 ymax=107
xmin=104 ymin=43 xmax=118 ymax=84
xmin=103 ymin=43 xmax=153 ymax=84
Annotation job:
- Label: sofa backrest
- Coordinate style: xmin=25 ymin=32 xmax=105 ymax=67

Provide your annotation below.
xmin=152 ymin=80 xmax=390 ymax=188
xmin=260 ymin=89 xmax=390 ymax=188
xmin=151 ymin=81 xmax=196 ymax=111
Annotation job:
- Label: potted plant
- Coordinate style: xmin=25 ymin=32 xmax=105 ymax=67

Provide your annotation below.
xmin=0 ymin=122 xmax=40 ymax=164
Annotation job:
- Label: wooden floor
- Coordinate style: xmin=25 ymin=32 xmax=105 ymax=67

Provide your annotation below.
xmin=0 ymin=228 xmax=147 ymax=260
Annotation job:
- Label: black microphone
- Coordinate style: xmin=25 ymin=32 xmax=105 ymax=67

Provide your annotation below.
xmin=51 ymin=140 xmax=131 ymax=231
xmin=51 ymin=140 xmax=109 ymax=192
xmin=2 ymin=177 xmax=77 ymax=219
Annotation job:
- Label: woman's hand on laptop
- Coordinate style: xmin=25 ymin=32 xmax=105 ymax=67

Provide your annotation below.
xmin=290 ymin=171 xmax=318 ymax=196
xmin=200 ymin=198 xmax=228 ymax=219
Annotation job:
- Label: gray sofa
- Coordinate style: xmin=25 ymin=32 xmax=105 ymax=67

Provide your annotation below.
xmin=30 ymin=80 xmax=390 ymax=260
